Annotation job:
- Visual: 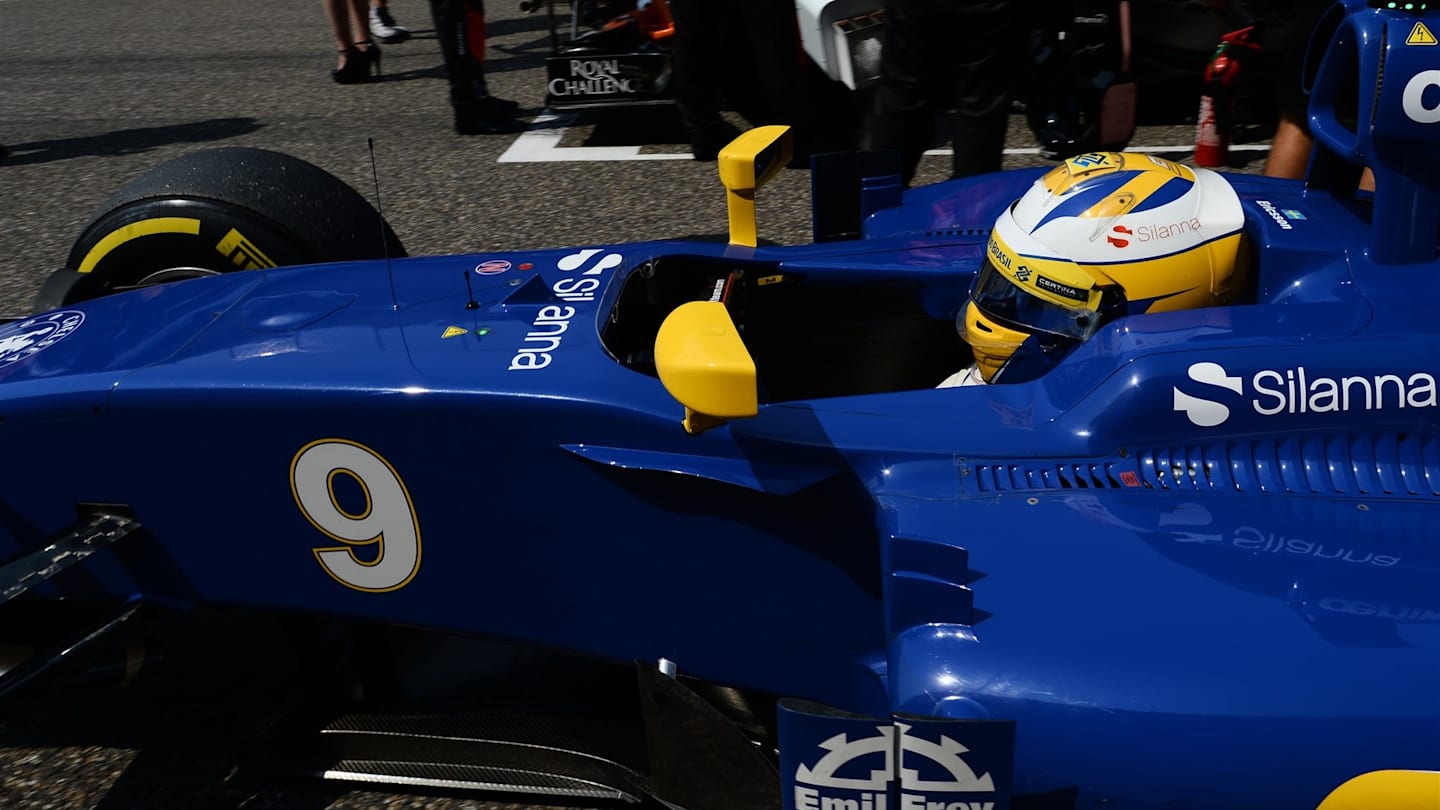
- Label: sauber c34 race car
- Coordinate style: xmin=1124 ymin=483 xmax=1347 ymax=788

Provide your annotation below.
xmin=4 ymin=2 xmax=1440 ymax=808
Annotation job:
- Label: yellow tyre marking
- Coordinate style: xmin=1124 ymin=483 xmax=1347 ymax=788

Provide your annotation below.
xmin=215 ymin=227 xmax=277 ymax=270
xmin=1317 ymin=769 xmax=1440 ymax=809
xmin=77 ymin=217 xmax=202 ymax=274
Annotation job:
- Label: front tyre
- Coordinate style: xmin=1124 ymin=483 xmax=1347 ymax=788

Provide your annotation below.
xmin=39 ymin=147 xmax=405 ymax=309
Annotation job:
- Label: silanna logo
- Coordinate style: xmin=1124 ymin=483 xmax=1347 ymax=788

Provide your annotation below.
xmin=794 ymin=723 xmax=996 ymax=810
xmin=0 ymin=310 xmax=85 ymax=368
xmin=1107 ymin=218 xmax=1202 ymax=248
xmin=1173 ymin=361 xmax=1439 ymax=427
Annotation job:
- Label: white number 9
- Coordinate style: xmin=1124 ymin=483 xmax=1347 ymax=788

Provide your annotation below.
xmin=291 ymin=439 xmax=421 ymax=592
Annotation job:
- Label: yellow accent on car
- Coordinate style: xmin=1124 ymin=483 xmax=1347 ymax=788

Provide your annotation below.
xmin=1317 ymin=769 xmax=1440 ymax=809
xmin=654 ymin=301 xmax=757 ymax=434
xmin=77 ymin=217 xmax=202 ymax=273
xmin=717 ymin=125 xmax=792 ymax=248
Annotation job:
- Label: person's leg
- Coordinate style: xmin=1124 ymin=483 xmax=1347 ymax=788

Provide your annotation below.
xmin=670 ymin=0 xmax=740 ymax=159
xmin=325 ymin=0 xmax=380 ymax=81
xmin=734 ymin=0 xmax=815 ymax=158
xmin=428 ymin=0 xmax=523 ymax=133
xmin=349 ymin=0 xmax=382 ymax=69
xmin=323 ymin=0 xmax=353 ymax=63
xmin=947 ymin=0 xmax=1018 ymax=178
xmin=860 ymin=0 xmax=943 ymax=184
xmin=347 ymin=0 xmax=371 ymax=42
xmin=1263 ymin=111 xmax=1312 ymax=178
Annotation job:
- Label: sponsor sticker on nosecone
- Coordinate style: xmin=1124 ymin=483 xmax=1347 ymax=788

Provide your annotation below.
xmin=0 ymin=310 xmax=84 ymax=368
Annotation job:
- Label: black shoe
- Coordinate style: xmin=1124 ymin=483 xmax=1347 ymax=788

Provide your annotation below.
xmin=1033 ymin=112 xmax=1082 ymax=161
xmin=465 ymin=83 xmax=521 ymax=115
xmin=477 ymin=94 xmax=521 ymax=116
xmin=454 ymin=103 xmax=526 ymax=135
xmin=332 ymin=42 xmax=381 ymax=84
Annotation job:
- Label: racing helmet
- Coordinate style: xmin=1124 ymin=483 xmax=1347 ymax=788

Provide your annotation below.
xmin=963 ymin=152 xmax=1247 ymax=383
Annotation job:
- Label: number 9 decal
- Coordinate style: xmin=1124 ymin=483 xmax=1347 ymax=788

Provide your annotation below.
xmin=291 ymin=439 xmax=421 ymax=592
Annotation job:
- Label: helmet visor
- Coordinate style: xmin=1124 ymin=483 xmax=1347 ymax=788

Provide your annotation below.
xmin=970 ymin=259 xmax=1107 ymax=341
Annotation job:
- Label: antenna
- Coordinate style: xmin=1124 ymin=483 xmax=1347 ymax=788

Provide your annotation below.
xmin=463 ymin=268 xmax=479 ymax=309
xmin=367 ymin=138 xmax=399 ymax=310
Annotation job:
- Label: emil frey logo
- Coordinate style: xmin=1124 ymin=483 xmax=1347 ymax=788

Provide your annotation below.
xmin=474 ymin=259 xmax=512 ymax=276
xmin=0 ymin=310 xmax=85 ymax=368
xmin=794 ymin=723 xmax=995 ymax=810
xmin=1173 ymin=361 xmax=1439 ymax=427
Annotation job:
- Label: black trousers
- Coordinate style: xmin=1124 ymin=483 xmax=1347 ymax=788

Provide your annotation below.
xmin=429 ymin=0 xmax=491 ymax=105
xmin=861 ymin=0 xmax=1021 ymax=183
xmin=668 ymin=0 xmax=811 ymax=142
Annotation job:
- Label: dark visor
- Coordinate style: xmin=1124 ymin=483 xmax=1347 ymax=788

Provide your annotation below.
xmin=970 ymin=258 xmax=1111 ymax=341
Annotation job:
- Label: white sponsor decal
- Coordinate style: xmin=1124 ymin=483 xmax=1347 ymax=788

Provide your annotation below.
xmin=794 ymin=724 xmax=994 ymax=810
xmin=1173 ymin=362 xmax=1241 ymax=427
xmin=1255 ymin=200 xmax=1293 ymax=230
xmin=507 ymin=249 xmax=621 ymax=371
xmin=0 ymin=310 xmax=84 ymax=368
xmin=549 ymin=58 xmax=640 ymax=96
xmin=1174 ymin=361 xmax=1438 ymax=426
xmin=1403 ymin=70 xmax=1440 ymax=124
xmin=507 ymin=305 xmax=576 ymax=371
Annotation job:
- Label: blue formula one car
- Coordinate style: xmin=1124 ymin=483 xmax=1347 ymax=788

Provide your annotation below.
xmin=4 ymin=2 xmax=1440 ymax=808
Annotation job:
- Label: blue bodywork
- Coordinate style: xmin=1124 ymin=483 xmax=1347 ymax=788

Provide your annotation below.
xmin=3 ymin=3 xmax=1439 ymax=807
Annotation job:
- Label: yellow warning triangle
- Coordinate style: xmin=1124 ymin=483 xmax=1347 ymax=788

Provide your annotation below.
xmin=1408 ymin=21 xmax=1437 ymax=46
xmin=442 ymin=325 xmax=468 ymax=339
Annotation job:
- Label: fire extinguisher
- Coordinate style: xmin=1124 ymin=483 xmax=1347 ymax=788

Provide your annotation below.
xmin=1195 ymin=26 xmax=1260 ymax=167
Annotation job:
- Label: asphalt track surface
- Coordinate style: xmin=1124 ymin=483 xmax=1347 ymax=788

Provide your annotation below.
xmin=0 ymin=1 xmax=1274 ymax=807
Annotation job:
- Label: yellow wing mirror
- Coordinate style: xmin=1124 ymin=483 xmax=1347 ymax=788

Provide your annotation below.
xmin=717 ymin=125 xmax=793 ymax=248
xmin=654 ymin=301 xmax=758 ymax=434
xmin=1318 ymin=770 xmax=1440 ymax=810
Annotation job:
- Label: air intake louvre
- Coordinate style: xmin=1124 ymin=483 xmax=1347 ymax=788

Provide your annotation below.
xmin=1140 ymin=433 xmax=1440 ymax=496
xmin=973 ymin=433 xmax=1440 ymax=498
xmin=925 ymin=227 xmax=989 ymax=238
xmin=975 ymin=462 xmax=1122 ymax=492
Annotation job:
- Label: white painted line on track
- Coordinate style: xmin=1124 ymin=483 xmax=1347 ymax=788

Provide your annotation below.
xmin=501 ymin=112 xmax=1271 ymax=163
xmin=983 ymin=144 xmax=1270 ymax=156
xmin=499 ymin=113 xmax=693 ymax=163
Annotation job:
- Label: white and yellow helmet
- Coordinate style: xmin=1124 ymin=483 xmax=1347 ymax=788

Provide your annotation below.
xmin=963 ymin=152 xmax=1247 ymax=383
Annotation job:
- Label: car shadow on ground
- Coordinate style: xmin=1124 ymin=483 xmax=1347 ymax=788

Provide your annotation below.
xmin=0 ymin=119 xmax=265 ymax=167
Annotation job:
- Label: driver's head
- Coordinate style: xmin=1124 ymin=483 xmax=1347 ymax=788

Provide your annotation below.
xmin=963 ymin=152 xmax=1247 ymax=383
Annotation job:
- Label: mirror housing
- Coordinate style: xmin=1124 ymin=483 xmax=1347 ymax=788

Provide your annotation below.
xmin=654 ymin=301 xmax=758 ymax=434
xmin=717 ymin=125 xmax=793 ymax=247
